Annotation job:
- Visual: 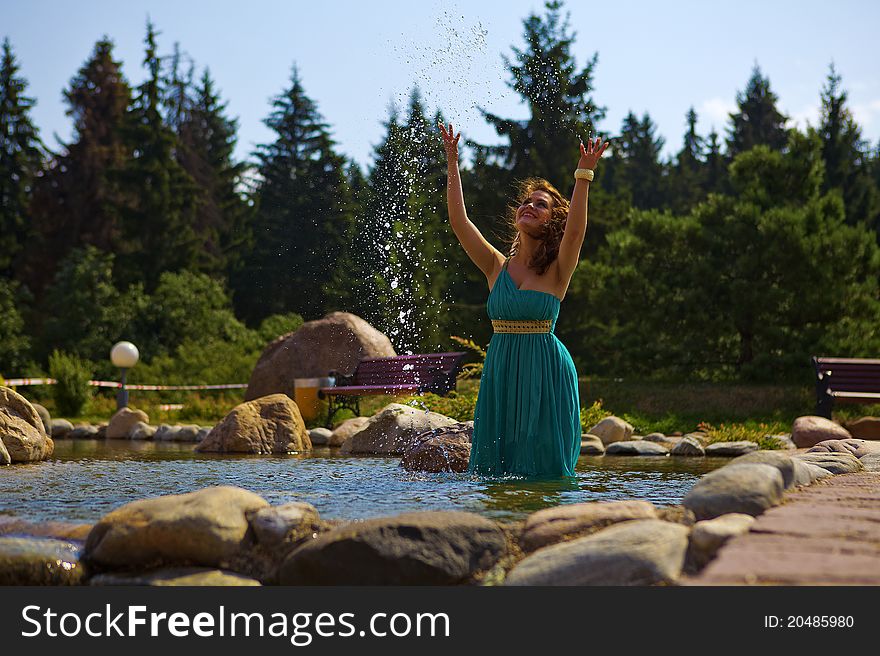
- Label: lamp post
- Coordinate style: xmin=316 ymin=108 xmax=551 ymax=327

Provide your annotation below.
xmin=110 ymin=341 xmax=139 ymax=410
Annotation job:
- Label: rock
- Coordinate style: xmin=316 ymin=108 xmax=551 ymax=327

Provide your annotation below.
xmin=860 ymin=454 xmax=880 ymax=472
xmin=807 ymin=439 xmax=880 ymax=459
xmin=0 ymin=386 xmax=54 ymax=463
xmin=400 ymin=424 xmax=472 ymax=472
xmin=249 ymin=502 xmax=321 ymax=546
xmin=520 ymin=500 xmax=657 ymax=553
xmin=106 ymin=407 xmax=149 ymax=439
xmin=153 ymin=424 xmax=179 ymax=441
xmin=580 ymin=434 xmax=605 ymax=455
xmin=0 ymin=439 xmax=8 ymax=465
xmin=50 ymin=418 xmax=74 ymax=438
xmin=671 ymin=436 xmax=705 ymax=456
xmin=175 ymin=424 xmax=202 ymax=442
xmin=642 ymin=432 xmax=668 ymax=443
xmin=587 ymin=416 xmax=633 ymax=445
xmin=309 ymin=427 xmax=333 ymax=446
xmin=195 ymin=394 xmax=311 ymax=454
xmin=196 ymin=426 xmax=212 ymax=442
xmin=766 ymin=434 xmax=796 ymax=450
xmin=245 ymin=311 xmax=396 ymax=401
xmin=127 ymin=421 xmax=155 ymax=440
xmin=278 ymin=511 xmax=507 ymax=585
xmin=704 ymin=441 xmax=758 ymax=457
xmin=95 ymin=424 xmax=107 ymax=439
xmin=89 ymin=568 xmax=261 ymax=586
xmin=604 ymin=440 xmax=669 ymax=456
xmin=841 ymin=416 xmax=880 ymax=440
xmin=329 ymin=416 xmax=370 ymax=447
xmin=69 ymin=424 xmax=100 ymax=439
xmin=33 ymin=403 xmax=51 ymax=434
xmin=504 ymin=520 xmax=689 ymax=586
xmin=84 ymin=486 xmax=269 ymax=570
xmin=0 ymin=536 xmax=85 ymax=585
xmin=0 ymin=517 xmax=93 ymax=541
xmin=792 ymin=452 xmax=863 ymax=475
xmin=682 ymin=463 xmax=784 ymax=520
xmin=340 ymin=403 xmax=457 ymax=456
xmin=791 ymin=415 xmax=851 ymax=448
xmin=689 ymin=513 xmax=755 ymax=570
xmin=727 ymin=450 xmax=815 ymax=489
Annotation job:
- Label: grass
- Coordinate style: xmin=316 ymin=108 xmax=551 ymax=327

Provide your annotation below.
xmin=19 ymin=376 xmax=871 ymax=447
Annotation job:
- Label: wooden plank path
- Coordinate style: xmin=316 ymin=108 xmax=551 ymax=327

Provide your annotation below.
xmin=686 ymin=471 xmax=880 ymax=585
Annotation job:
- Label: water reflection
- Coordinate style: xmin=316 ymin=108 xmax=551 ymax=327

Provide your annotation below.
xmin=0 ymin=441 xmax=727 ymax=524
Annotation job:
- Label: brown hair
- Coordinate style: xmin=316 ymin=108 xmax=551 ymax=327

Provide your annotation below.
xmin=505 ymin=178 xmax=570 ymax=275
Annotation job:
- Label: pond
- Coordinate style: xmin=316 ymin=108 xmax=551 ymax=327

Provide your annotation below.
xmin=0 ymin=440 xmax=730 ymax=524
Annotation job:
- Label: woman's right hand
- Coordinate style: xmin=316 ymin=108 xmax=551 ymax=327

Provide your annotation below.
xmin=438 ymin=121 xmax=461 ymax=163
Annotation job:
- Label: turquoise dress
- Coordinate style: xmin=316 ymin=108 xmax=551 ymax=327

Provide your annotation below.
xmin=469 ymin=256 xmax=581 ymax=478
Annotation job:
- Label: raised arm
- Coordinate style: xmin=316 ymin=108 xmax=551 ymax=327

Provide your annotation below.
xmin=439 ymin=122 xmax=502 ymax=278
xmin=556 ymin=137 xmax=609 ymax=281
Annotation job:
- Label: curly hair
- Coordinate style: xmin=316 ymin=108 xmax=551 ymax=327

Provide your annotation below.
xmin=504 ymin=178 xmax=570 ymax=275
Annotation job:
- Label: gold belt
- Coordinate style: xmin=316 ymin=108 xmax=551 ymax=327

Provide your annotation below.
xmin=492 ymin=319 xmax=552 ymax=334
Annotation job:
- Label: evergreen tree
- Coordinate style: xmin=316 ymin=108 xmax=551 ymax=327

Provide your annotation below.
xmin=24 ymin=37 xmax=131 ymax=298
xmin=233 ymin=65 xmax=355 ymax=324
xmin=475 ymin=0 xmax=606 ymax=189
xmin=727 ymin=64 xmax=789 ymax=157
xmin=0 ymin=278 xmax=31 ymax=374
xmin=113 ymin=21 xmax=200 ymax=291
xmin=815 ymin=63 xmax=879 ymax=228
xmin=176 ymin=68 xmax=252 ymax=276
xmin=669 ymin=107 xmax=706 ymax=213
xmin=0 ymin=38 xmax=43 ymax=277
xmin=611 ymin=111 xmax=665 ymax=210
xmin=703 ymin=129 xmax=726 ymax=195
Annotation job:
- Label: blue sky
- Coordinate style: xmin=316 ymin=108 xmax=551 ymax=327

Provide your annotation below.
xmin=5 ymin=0 xmax=880 ymax=168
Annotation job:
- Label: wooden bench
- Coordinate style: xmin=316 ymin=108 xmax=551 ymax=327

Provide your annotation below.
xmin=318 ymin=352 xmax=467 ymax=428
xmin=812 ymin=356 xmax=880 ymax=418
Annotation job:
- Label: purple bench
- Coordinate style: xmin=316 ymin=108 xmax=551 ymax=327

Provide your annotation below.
xmin=813 ymin=356 xmax=880 ymax=418
xmin=318 ymin=352 xmax=467 ymax=428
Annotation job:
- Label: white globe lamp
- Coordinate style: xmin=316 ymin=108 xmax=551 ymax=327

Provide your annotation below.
xmin=110 ymin=341 xmax=139 ymax=409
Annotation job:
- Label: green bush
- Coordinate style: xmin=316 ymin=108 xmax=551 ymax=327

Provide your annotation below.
xmin=48 ymin=350 xmax=94 ymax=417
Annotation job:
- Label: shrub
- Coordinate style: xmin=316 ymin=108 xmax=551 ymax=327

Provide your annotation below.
xmin=48 ymin=350 xmax=94 ymax=417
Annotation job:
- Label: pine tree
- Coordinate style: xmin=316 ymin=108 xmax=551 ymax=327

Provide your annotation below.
xmin=24 ymin=37 xmax=131 ymax=298
xmin=703 ymin=129 xmax=726 ymax=195
xmin=815 ymin=63 xmax=879 ymax=228
xmin=727 ymin=64 xmax=788 ymax=157
xmin=113 ymin=21 xmax=200 ymax=291
xmin=612 ymin=111 xmax=665 ymax=210
xmin=233 ymin=65 xmax=355 ymax=324
xmin=0 ymin=38 xmax=43 ymax=277
xmin=669 ymin=107 xmax=706 ymax=213
xmin=175 ymin=67 xmax=252 ymax=276
xmin=475 ymin=0 xmax=606 ymax=189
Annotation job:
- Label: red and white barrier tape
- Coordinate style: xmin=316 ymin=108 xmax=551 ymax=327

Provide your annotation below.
xmin=1 ymin=378 xmax=248 ymax=390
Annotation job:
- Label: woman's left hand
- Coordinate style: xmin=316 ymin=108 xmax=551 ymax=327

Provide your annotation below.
xmin=578 ymin=137 xmax=609 ymax=170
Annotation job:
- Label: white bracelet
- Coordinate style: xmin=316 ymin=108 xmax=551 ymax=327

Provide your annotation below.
xmin=574 ymin=168 xmax=594 ymax=182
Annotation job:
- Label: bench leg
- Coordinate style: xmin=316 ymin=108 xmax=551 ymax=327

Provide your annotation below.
xmin=815 ymin=379 xmax=834 ymax=420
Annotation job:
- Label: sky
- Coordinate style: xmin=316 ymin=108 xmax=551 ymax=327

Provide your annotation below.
xmin=5 ymin=0 xmax=880 ymax=169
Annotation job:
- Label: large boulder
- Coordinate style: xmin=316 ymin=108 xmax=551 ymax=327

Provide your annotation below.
xmin=580 ymin=434 xmax=605 ymax=455
xmin=278 ymin=511 xmax=508 ymax=585
xmin=682 ymin=463 xmax=784 ymax=520
xmin=688 ymin=513 xmax=755 ymax=571
xmin=519 ymin=500 xmax=658 ymax=553
xmin=704 ymin=441 xmax=758 ymax=457
xmin=0 ymin=439 xmax=9 ymax=465
xmin=69 ymin=424 xmax=100 ymax=440
xmin=728 ymin=450 xmax=814 ymax=489
xmin=671 ymin=435 xmax=705 ymax=456
xmin=50 ymin=418 xmax=74 ymax=438
xmin=807 ymin=439 xmax=880 ymax=459
xmin=792 ymin=451 xmax=863 ymax=475
xmin=587 ymin=416 xmax=633 ymax=445
xmin=196 ymin=394 xmax=311 ymax=454
xmin=89 ymin=567 xmax=261 ymax=586
xmin=0 ymin=386 xmax=54 ymax=463
xmin=340 ymin=403 xmax=457 ymax=455
xmin=329 ymin=416 xmax=370 ymax=447
xmin=32 ymin=403 xmax=51 ymax=434
xmin=84 ymin=486 xmax=269 ymax=570
xmin=841 ymin=416 xmax=880 ymax=440
xmin=791 ymin=415 xmax=851 ymax=448
xmin=249 ymin=502 xmax=321 ymax=547
xmin=400 ymin=423 xmax=472 ymax=473
xmin=504 ymin=520 xmax=689 ymax=586
xmin=308 ymin=427 xmax=333 ymax=446
xmin=245 ymin=311 xmax=396 ymax=401
xmin=0 ymin=536 xmax=85 ymax=585
xmin=106 ymin=407 xmax=149 ymax=439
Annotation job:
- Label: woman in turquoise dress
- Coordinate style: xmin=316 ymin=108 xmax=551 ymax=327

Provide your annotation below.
xmin=439 ymin=122 xmax=608 ymax=478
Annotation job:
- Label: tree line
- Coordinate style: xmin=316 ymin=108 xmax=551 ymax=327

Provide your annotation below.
xmin=2 ymin=0 xmax=880 ymax=384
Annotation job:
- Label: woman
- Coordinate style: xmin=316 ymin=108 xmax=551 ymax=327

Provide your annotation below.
xmin=439 ymin=121 xmax=608 ymax=478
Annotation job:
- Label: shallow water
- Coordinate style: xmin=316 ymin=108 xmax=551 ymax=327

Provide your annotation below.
xmin=0 ymin=440 xmax=729 ymax=524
